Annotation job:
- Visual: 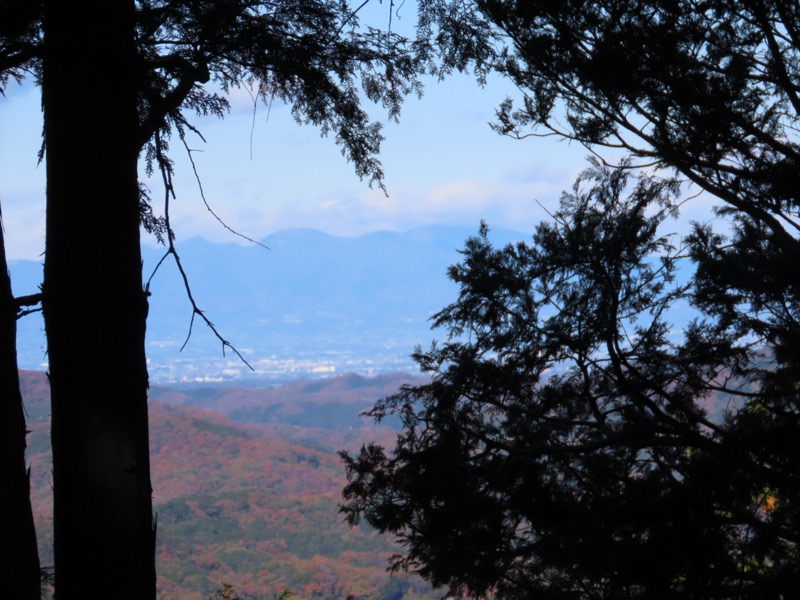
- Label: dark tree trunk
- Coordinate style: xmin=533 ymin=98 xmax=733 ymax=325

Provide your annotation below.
xmin=42 ymin=1 xmax=156 ymax=598
xmin=0 ymin=214 xmax=41 ymax=599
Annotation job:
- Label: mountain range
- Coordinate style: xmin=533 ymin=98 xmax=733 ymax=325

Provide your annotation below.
xmin=10 ymin=225 xmax=529 ymax=383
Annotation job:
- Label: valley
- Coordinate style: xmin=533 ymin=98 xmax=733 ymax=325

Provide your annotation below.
xmin=21 ymin=370 xmax=434 ymax=600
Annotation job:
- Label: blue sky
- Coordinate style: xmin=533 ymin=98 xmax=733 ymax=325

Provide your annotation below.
xmin=1 ymin=66 xmax=594 ymax=261
xmin=1 ymin=0 xmax=722 ymax=267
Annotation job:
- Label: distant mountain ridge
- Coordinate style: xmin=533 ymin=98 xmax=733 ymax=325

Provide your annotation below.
xmin=11 ymin=225 xmax=529 ymax=382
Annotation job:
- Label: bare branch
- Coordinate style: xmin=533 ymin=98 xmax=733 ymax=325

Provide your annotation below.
xmin=152 ymin=131 xmax=254 ymax=370
xmin=177 ymin=130 xmax=269 ymax=250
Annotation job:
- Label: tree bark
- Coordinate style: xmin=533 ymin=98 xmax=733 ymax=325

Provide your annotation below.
xmin=0 ymin=211 xmax=41 ymax=599
xmin=42 ymin=1 xmax=156 ymax=598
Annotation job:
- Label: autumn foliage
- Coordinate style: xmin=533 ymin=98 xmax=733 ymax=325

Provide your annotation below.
xmin=21 ymin=371 xmax=433 ymax=600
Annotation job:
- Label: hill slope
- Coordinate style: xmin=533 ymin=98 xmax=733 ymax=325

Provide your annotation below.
xmin=149 ymin=372 xmax=427 ymax=431
xmin=21 ymin=371 xmax=433 ymax=600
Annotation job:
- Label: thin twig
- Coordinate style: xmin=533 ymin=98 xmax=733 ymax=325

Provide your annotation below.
xmin=145 ymin=249 xmax=171 ymax=293
xmin=179 ymin=132 xmax=269 ymax=250
xmin=153 ymin=130 xmax=254 ymax=370
xmin=16 ymin=307 xmax=42 ymax=320
xmin=335 ymin=0 xmax=371 ymax=37
xmin=14 ymin=292 xmax=43 ymax=320
xmin=248 ymin=84 xmax=257 ymax=161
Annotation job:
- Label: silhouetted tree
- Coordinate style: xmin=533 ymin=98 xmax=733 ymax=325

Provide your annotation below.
xmin=342 ymin=162 xmax=800 ymax=598
xmin=464 ymin=0 xmax=800 ymax=254
xmin=412 ymin=0 xmax=800 ymax=366
xmin=41 ymin=3 xmax=156 ymax=597
xmin=4 ymin=0 xmax=432 ymax=597
xmin=0 ymin=0 xmax=40 ymax=82
xmin=0 ymin=2 xmax=42 ymax=597
xmin=0 ymin=212 xmax=40 ymax=599
xmin=342 ymin=2 xmax=800 ymax=594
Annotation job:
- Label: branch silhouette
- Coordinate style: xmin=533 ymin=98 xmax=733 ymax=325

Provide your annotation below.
xmin=147 ymin=130 xmax=254 ymax=370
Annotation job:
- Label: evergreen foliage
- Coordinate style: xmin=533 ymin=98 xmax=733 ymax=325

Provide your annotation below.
xmin=342 ymin=161 xmax=800 ymax=598
xmin=2 ymin=1 xmax=441 ymax=597
xmin=342 ymin=2 xmax=800 ymax=596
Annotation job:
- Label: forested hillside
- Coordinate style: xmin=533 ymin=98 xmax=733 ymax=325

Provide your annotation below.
xmin=21 ymin=371 xmax=434 ymax=600
xmin=149 ymin=372 xmax=428 ymax=430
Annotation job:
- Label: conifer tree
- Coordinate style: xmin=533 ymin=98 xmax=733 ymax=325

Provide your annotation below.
xmin=343 ymin=1 xmax=800 ymax=595
xmin=6 ymin=0 xmax=432 ymax=596
xmin=0 ymin=215 xmax=40 ymax=599
xmin=1 ymin=2 xmax=43 ymax=596
xmin=342 ymin=162 xmax=800 ymax=598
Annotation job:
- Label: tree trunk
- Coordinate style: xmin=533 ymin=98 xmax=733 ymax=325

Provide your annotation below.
xmin=42 ymin=1 xmax=156 ymax=598
xmin=0 ymin=211 xmax=41 ymax=599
